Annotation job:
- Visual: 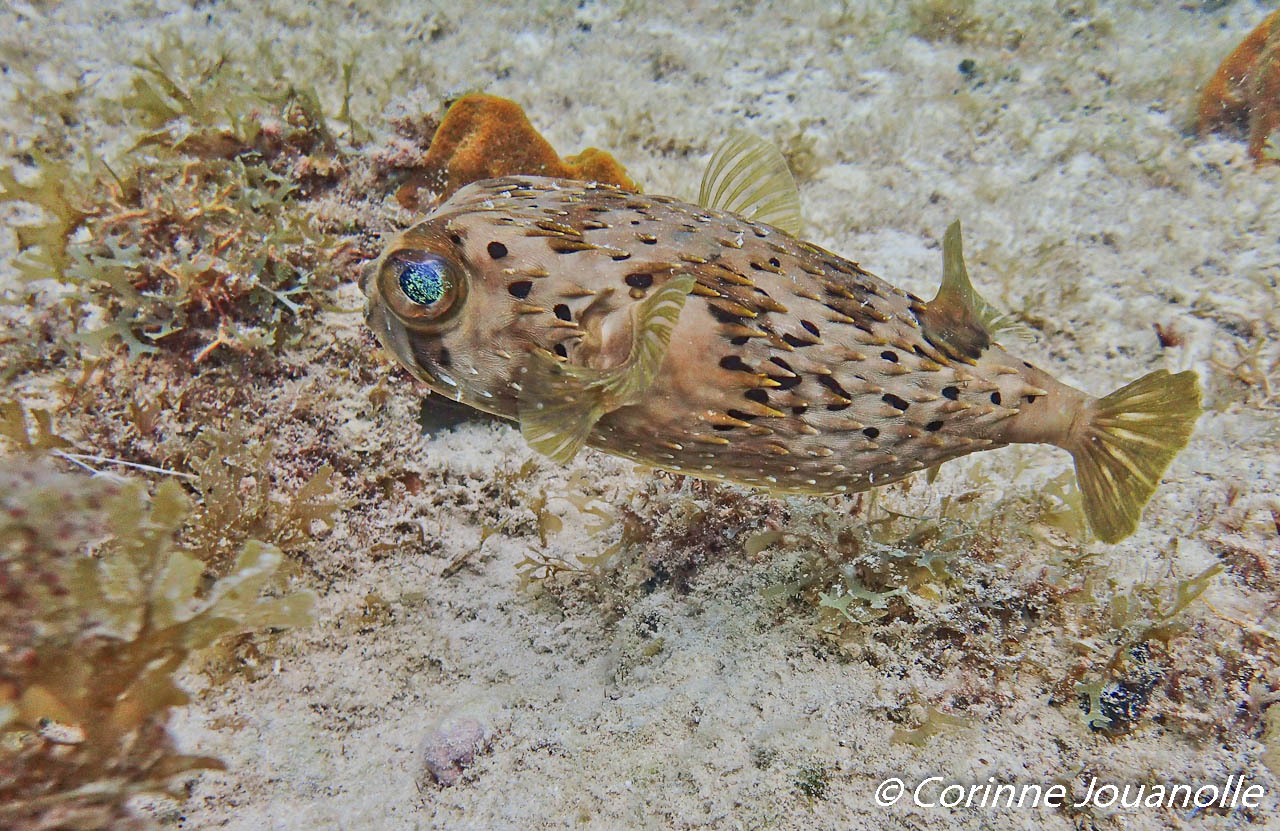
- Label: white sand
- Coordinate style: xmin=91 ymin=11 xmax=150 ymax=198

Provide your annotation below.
xmin=3 ymin=1 xmax=1279 ymax=829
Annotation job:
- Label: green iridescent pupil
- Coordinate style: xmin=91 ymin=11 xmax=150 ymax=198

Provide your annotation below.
xmin=398 ymin=261 xmax=446 ymax=305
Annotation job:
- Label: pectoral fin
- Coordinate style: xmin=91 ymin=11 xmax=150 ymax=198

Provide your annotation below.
xmin=517 ymin=273 xmax=695 ymax=463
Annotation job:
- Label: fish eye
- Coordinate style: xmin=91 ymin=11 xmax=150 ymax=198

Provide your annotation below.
xmin=379 ymin=250 xmax=466 ymax=328
xmin=399 ymin=260 xmax=446 ymax=306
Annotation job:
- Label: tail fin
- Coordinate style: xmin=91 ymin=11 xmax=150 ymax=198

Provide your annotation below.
xmin=1070 ymin=370 xmax=1201 ymax=543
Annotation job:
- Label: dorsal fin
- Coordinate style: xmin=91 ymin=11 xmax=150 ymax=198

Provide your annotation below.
xmin=916 ymin=220 xmax=1030 ymax=362
xmin=698 ymin=130 xmax=802 ymax=237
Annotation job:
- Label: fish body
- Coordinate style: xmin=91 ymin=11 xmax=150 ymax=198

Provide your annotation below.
xmin=364 ymin=171 xmax=1200 ymax=542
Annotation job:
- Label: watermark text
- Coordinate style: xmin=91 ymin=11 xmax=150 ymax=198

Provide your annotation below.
xmin=873 ymin=774 xmax=1265 ymax=811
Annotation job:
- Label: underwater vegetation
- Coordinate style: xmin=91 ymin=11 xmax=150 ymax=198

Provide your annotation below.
xmin=394 ymin=92 xmax=636 ymax=210
xmin=0 ymin=43 xmax=357 ymax=361
xmin=0 ymin=449 xmax=315 ymax=829
xmin=0 ymin=73 xmax=638 ymax=366
xmin=1198 ymin=8 xmax=1280 ymax=163
xmin=509 ymin=456 xmax=1236 ymax=742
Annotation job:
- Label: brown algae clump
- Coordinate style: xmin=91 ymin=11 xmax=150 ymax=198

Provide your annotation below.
xmin=0 ymin=457 xmax=314 ymax=827
xmin=396 ymin=93 xmax=636 ymax=208
xmin=0 ymin=46 xmax=355 ymax=360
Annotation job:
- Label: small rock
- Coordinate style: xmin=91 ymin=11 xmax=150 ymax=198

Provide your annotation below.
xmin=417 ymin=715 xmax=491 ymax=787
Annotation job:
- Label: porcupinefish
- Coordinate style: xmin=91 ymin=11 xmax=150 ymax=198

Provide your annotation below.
xmin=363 ymin=132 xmax=1201 ymax=543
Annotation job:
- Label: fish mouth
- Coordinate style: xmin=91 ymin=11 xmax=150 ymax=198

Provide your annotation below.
xmin=364 ymin=296 xmax=459 ymax=396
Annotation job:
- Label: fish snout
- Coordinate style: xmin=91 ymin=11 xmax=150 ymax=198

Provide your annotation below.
xmin=358 ymin=258 xmax=380 ymax=298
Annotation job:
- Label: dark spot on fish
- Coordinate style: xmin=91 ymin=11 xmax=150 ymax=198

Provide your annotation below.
xmin=449 ymin=233 xmax=463 ymax=245
xmin=817 ymin=375 xmax=850 ymax=397
xmin=863 ymin=426 xmax=880 ymax=439
xmin=817 ymin=376 xmax=851 ymax=410
xmin=783 ymin=333 xmax=815 ymax=348
xmin=631 ymin=220 xmax=641 ymax=225
xmin=554 ymin=343 xmax=568 ymax=358
xmin=1022 ymin=361 xmax=1032 ymax=368
xmin=508 ymin=280 xmax=533 ymax=299
xmin=730 ymin=336 xmax=750 ymax=346
xmin=554 ymin=303 xmax=572 ymax=321
xmin=791 ymin=405 xmax=808 ymax=415
xmin=720 ymin=355 xmax=753 ymax=372
xmin=925 ymin=420 xmax=943 ymax=431
xmin=611 ymin=252 xmax=632 ymax=261
xmin=744 ymin=388 xmax=769 ymax=404
xmin=726 ymin=408 xmax=756 ymax=422
xmin=942 ymin=386 xmax=959 ymax=400
xmin=766 ymin=358 xmax=802 ymax=391
xmin=801 ymin=320 xmax=820 ymax=337
xmin=990 ymin=391 xmax=1002 ymax=405
xmin=487 ymin=241 xmax=508 ymax=259
xmin=625 ymin=273 xmax=653 ymax=289
xmin=913 ymin=345 xmax=928 ymax=358
xmin=881 ymin=351 xmax=899 ymax=363
xmin=713 ymin=423 xmax=735 ymax=431
xmin=437 ymin=347 xmax=451 ymax=367
xmin=1025 ymin=395 xmax=1038 ymax=404
xmin=749 ymin=261 xmax=762 ymax=270
xmin=883 ymin=393 xmax=910 ymax=411
xmin=769 ymin=257 xmax=781 ymax=268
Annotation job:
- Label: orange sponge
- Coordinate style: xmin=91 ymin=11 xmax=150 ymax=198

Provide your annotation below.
xmin=398 ymin=94 xmax=637 ymax=209
xmin=1197 ymin=9 xmax=1280 ymax=163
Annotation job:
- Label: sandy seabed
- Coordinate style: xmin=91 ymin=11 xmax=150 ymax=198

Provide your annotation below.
xmin=3 ymin=1 xmax=1280 ymax=829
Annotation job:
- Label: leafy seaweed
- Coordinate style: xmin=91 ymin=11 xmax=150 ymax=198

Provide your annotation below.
xmin=891 ymin=706 xmax=970 ymax=746
xmin=0 ymin=399 xmax=72 ymax=451
xmin=1071 ymin=563 xmax=1223 ymax=733
xmin=181 ymin=425 xmax=344 ymax=573
xmin=0 ymin=456 xmax=315 ymax=829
